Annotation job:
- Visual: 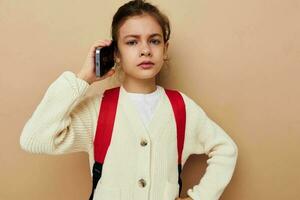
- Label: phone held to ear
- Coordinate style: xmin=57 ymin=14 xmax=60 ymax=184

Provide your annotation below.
xmin=95 ymin=40 xmax=116 ymax=77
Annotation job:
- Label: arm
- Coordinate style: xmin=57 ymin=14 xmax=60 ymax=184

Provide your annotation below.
xmin=19 ymin=71 xmax=98 ymax=155
xmin=182 ymin=94 xmax=238 ymax=200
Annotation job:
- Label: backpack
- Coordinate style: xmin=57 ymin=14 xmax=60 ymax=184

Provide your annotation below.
xmin=89 ymin=86 xmax=186 ymax=200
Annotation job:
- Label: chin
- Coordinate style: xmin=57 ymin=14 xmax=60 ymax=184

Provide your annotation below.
xmin=135 ymin=73 xmax=157 ymax=80
xmin=134 ymin=70 xmax=160 ymax=80
xmin=124 ymin=65 xmax=162 ymax=80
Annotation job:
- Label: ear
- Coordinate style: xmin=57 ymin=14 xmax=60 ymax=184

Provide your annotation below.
xmin=114 ymin=48 xmax=121 ymax=63
xmin=163 ymin=41 xmax=169 ymax=59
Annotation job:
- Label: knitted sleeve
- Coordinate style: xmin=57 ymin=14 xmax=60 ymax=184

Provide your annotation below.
xmin=180 ymin=92 xmax=238 ymax=200
xmin=20 ymin=71 xmax=99 ymax=155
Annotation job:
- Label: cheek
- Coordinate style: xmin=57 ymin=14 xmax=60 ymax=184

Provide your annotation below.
xmin=156 ymin=46 xmax=165 ymax=56
xmin=119 ymin=48 xmax=136 ymax=62
xmin=156 ymin=50 xmax=165 ymax=62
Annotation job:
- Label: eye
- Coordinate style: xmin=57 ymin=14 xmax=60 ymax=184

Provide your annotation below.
xmin=126 ymin=40 xmax=137 ymax=45
xmin=151 ymin=39 xmax=161 ymax=45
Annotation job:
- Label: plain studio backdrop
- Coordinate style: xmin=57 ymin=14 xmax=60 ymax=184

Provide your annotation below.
xmin=0 ymin=0 xmax=299 ymax=199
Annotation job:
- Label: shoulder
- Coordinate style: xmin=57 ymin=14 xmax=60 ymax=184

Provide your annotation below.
xmin=163 ymin=88 xmax=209 ymax=127
xmin=162 ymin=87 xmax=206 ymax=115
xmin=179 ymin=90 xmax=207 ymax=117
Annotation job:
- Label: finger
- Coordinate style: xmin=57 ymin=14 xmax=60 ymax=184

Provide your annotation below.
xmin=98 ymin=69 xmax=115 ymax=80
xmin=89 ymin=44 xmax=105 ymax=53
xmin=97 ymin=39 xmax=111 ymax=46
xmin=110 ymin=68 xmax=115 ymax=74
xmin=100 ymin=39 xmax=112 ymax=47
xmin=91 ymin=42 xmax=111 ymax=53
xmin=107 ymin=69 xmax=115 ymax=76
xmin=94 ymin=42 xmax=107 ymax=48
xmin=104 ymin=39 xmax=112 ymax=43
xmin=92 ymin=40 xmax=108 ymax=48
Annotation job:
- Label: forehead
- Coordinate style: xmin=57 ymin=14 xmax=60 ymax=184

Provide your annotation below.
xmin=118 ymin=14 xmax=163 ymax=38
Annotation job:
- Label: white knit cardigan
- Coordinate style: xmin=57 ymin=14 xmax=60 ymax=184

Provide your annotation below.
xmin=20 ymin=71 xmax=238 ymax=200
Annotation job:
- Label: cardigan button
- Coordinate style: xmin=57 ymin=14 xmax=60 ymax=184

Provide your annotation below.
xmin=140 ymin=139 xmax=148 ymax=147
xmin=138 ymin=178 xmax=146 ymax=187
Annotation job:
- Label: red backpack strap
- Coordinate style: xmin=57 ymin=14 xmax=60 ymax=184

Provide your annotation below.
xmin=165 ymin=89 xmax=186 ymax=165
xmin=165 ymin=88 xmax=186 ymax=196
xmin=94 ymin=86 xmax=120 ymax=163
xmin=89 ymin=86 xmax=120 ymax=200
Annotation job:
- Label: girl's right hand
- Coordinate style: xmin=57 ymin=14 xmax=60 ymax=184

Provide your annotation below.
xmin=77 ymin=39 xmax=116 ymax=85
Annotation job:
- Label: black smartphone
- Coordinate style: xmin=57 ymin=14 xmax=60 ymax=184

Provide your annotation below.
xmin=95 ymin=40 xmax=116 ymax=77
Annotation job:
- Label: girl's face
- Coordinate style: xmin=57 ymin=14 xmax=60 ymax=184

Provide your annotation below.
xmin=115 ymin=14 xmax=169 ymax=81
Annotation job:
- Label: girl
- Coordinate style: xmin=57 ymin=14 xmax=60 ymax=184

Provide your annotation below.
xmin=20 ymin=0 xmax=238 ymax=200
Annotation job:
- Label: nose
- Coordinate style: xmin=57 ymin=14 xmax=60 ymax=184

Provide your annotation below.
xmin=140 ymin=42 xmax=152 ymax=57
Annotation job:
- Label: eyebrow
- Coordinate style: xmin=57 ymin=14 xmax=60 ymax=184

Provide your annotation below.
xmin=123 ymin=33 xmax=162 ymax=39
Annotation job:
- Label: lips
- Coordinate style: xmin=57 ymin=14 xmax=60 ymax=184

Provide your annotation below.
xmin=138 ymin=61 xmax=154 ymax=66
xmin=138 ymin=61 xmax=154 ymax=69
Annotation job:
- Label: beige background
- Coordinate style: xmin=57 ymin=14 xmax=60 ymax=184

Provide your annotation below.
xmin=1 ymin=0 xmax=299 ymax=199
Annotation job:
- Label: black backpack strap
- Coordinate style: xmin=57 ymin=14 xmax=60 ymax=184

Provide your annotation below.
xmin=89 ymin=161 xmax=103 ymax=200
xmin=178 ymin=163 xmax=183 ymax=196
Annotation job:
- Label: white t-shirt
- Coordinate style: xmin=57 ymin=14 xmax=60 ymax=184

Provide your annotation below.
xmin=123 ymin=85 xmax=163 ymax=132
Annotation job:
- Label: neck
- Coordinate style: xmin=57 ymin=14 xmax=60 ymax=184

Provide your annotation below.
xmin=122 ymin=76 xmax=157 ymax=94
